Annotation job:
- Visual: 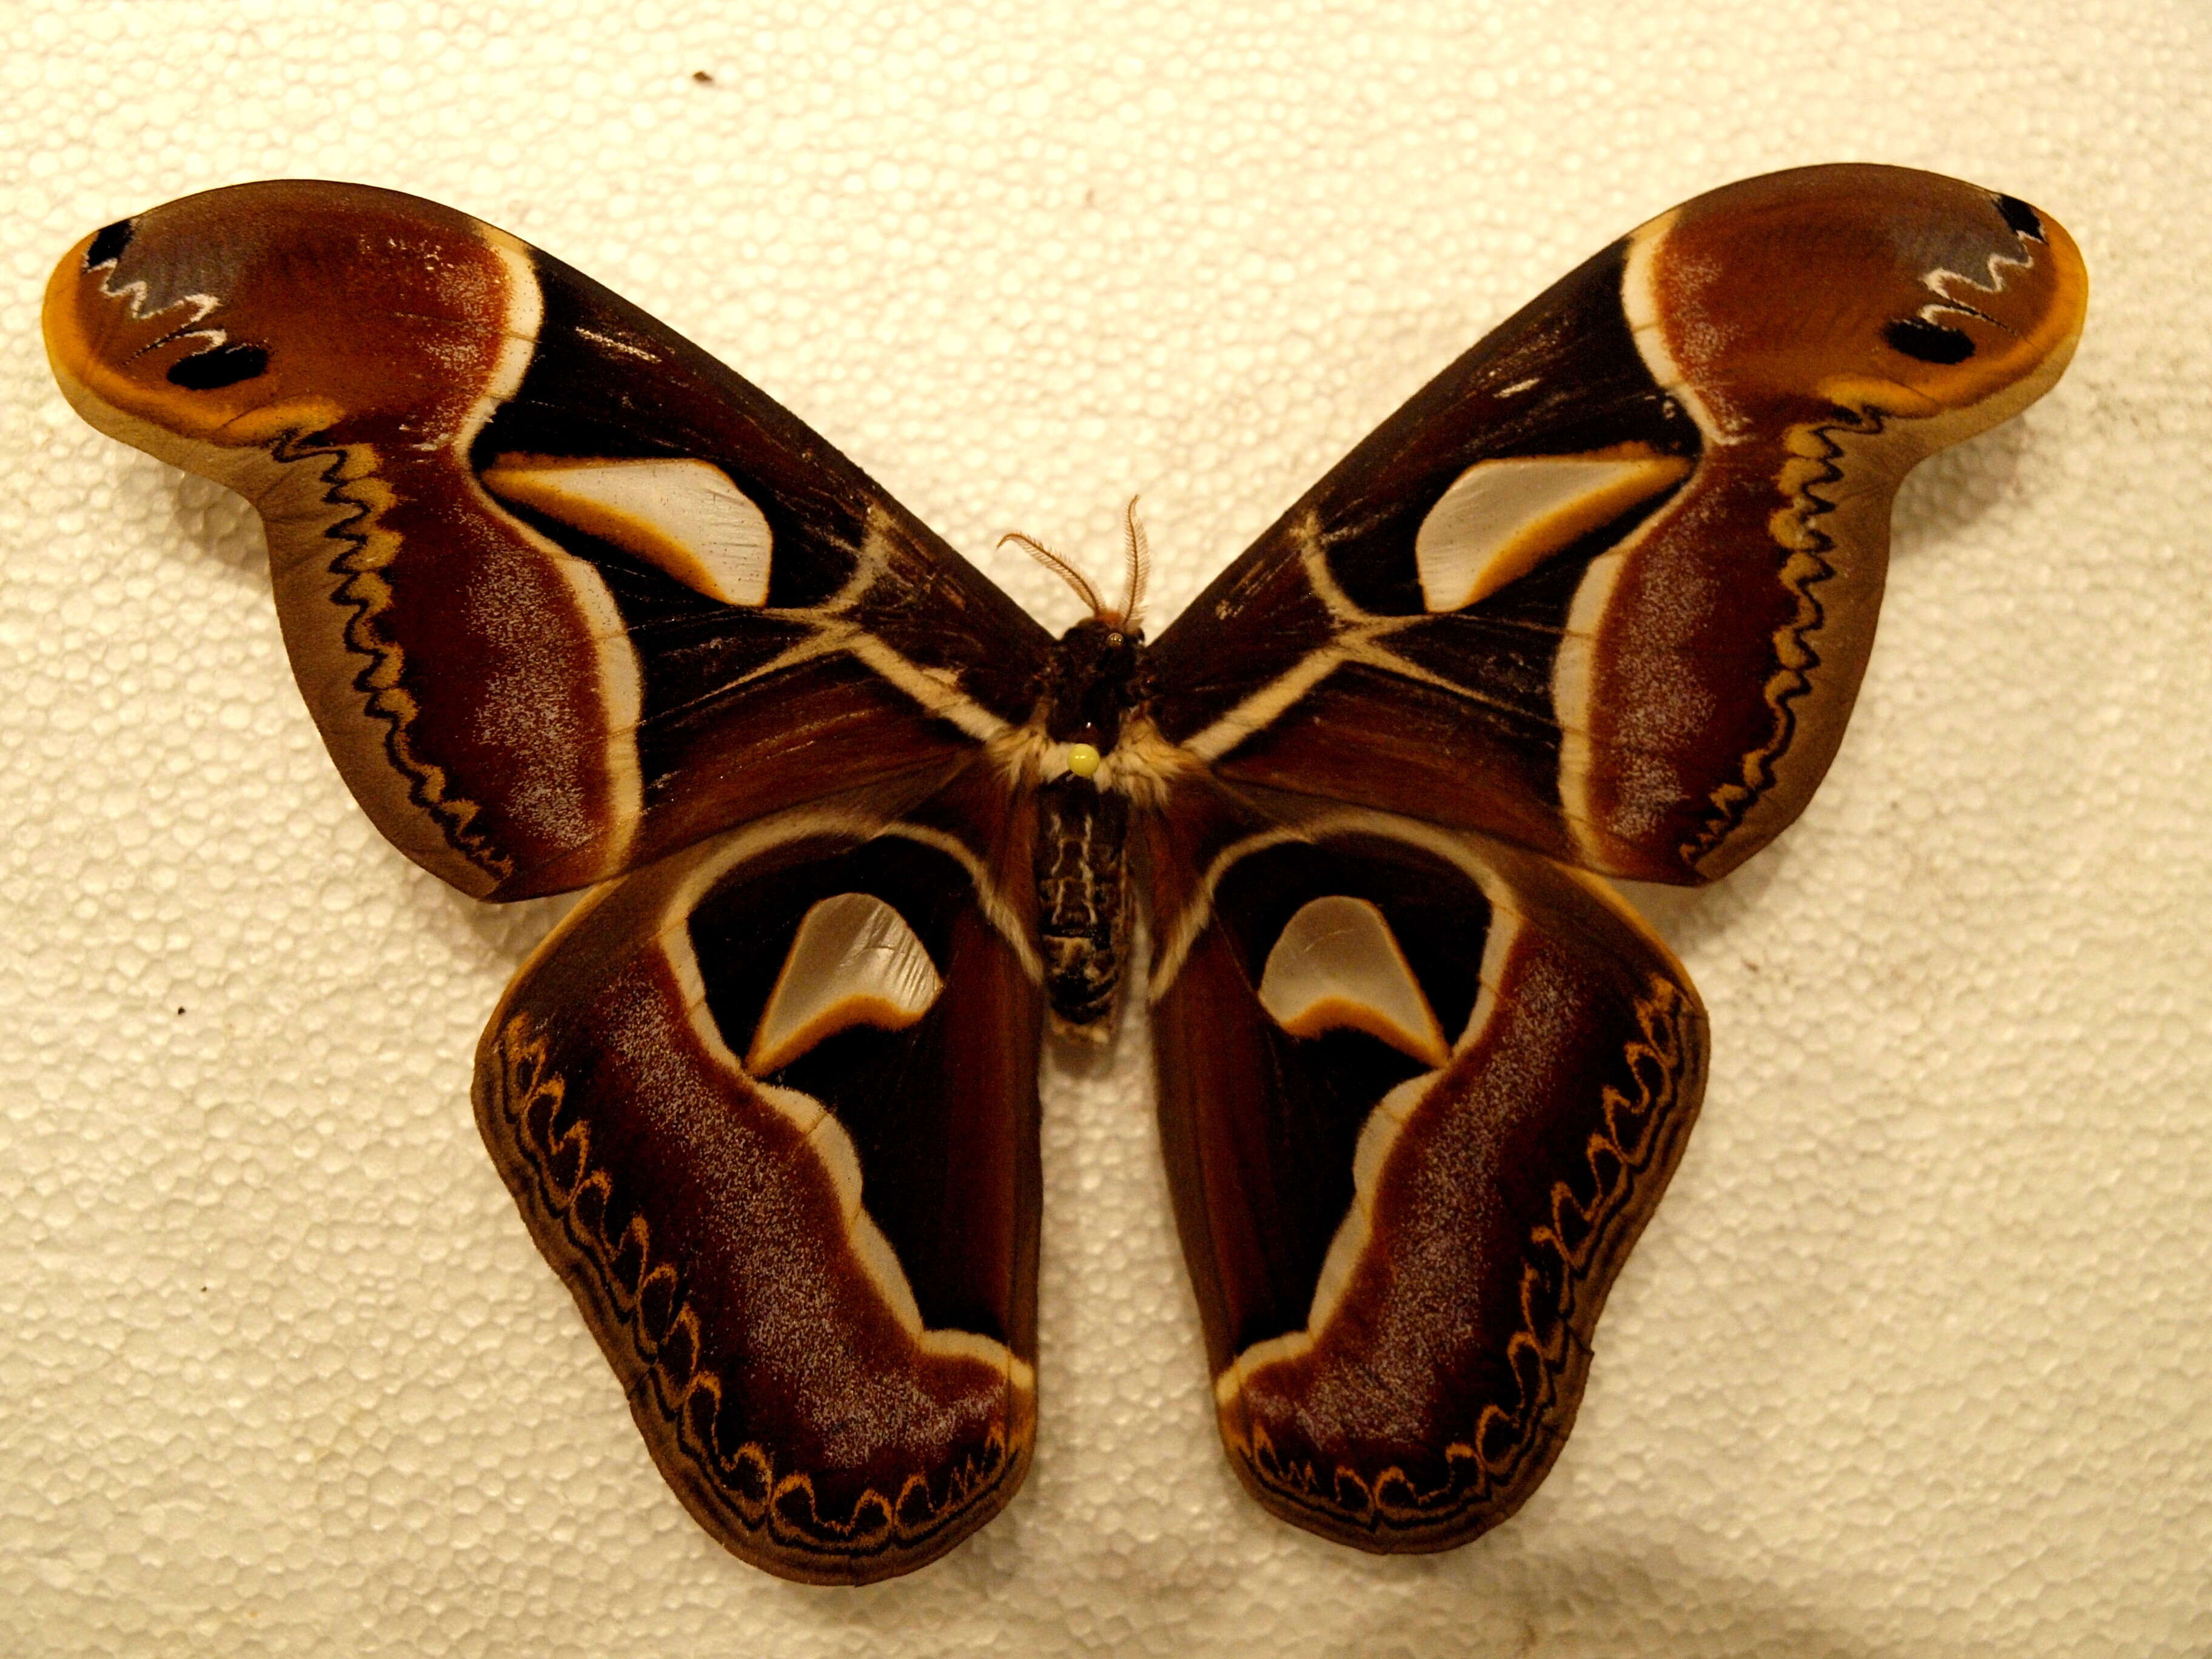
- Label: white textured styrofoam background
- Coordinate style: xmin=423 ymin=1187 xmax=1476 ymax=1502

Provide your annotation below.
xmin=2 ymin=2 xmax=2206 ymax=1654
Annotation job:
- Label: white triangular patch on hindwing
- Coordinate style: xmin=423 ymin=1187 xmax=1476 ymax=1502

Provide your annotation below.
xmin=1255 ymin=894 xmax=1450 ymax=1068
xmin=748 ymin=891 xmax=945 ymax=1074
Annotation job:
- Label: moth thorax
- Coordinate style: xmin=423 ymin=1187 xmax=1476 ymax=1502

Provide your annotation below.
xmin=1033 ymin=776 xmax=1131 ymax=1039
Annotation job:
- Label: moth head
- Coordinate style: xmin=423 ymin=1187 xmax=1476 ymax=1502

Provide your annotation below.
xmin=44 ymin=181 xmax=532 ymax=470
xmin=1056 ymin=612 xmax=1146 ymax=666
xmin=1646 ymin=164 xmax=2088 ymax=442
xmin=1001 ymin=502 xmax=1152 ymax=755
xmin=1039 ymin=614 xmax=1148 ymax=757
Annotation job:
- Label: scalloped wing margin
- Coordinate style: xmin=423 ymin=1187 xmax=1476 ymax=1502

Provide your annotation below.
xmin=1142 ymin=781 xmax=1708 ymax=1549
xmin=473 ymin=774 xmax=1044 ymax=1584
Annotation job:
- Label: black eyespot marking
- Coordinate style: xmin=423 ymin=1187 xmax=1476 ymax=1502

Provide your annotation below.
xmin=1883 ymin=317 xmax=1976 ymax=366
xmin=166 ymin=344 xmax=270 ymax=390
xmin=1995 ymin=194 xmax=2045 ymax=243
xmin=85 ymin=220 xmax=134 ymax=269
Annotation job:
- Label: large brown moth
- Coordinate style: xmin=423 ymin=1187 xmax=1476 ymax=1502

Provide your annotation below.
xmin=43 ymin=166 xmax=2085 ymax=1583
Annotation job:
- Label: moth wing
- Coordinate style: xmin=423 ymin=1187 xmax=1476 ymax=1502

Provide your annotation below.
xmin=1140 ymin=778 xmax=1707 ymax=1549
xmin=1144 ymin=164 xmax=2086 ymax=883
xmin=44 ymin=181 xmax=1053 ymax=900
xmin=474 ymin=762 xmax=1045 ymax=1583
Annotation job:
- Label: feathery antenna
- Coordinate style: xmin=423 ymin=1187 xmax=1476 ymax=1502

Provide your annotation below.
xmin=1000 ymin=530 xmax=1105 ymax=618
xmin=1002 ymin=499 xmax=1153 ymax=632
xmin=1119 ymin=497 xmax=1150 ymax=634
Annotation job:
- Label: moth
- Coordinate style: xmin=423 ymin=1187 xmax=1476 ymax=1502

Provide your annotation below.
xmin=43 ymin=166 xmax=2084 ymax=1583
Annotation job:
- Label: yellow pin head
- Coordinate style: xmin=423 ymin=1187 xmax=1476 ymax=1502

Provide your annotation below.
xmin=1065 ymin=743 xmax=1102 ymax=779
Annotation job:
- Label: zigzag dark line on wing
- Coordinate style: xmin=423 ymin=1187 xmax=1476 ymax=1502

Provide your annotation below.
xmin=1232 ymin=975 xmax=1705 ymax=1540
xmin=1678 ymin=414 xmax=1869 ymax=868
xmin=481 ymin=1011 xmax=1025 ymax=1573
xmin=267 ymin=430 xmax=512 ymax=883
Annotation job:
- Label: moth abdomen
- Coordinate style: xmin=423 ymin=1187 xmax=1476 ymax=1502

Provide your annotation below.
xmin=1033 ymin=776 xmax=1131 ymax=1037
